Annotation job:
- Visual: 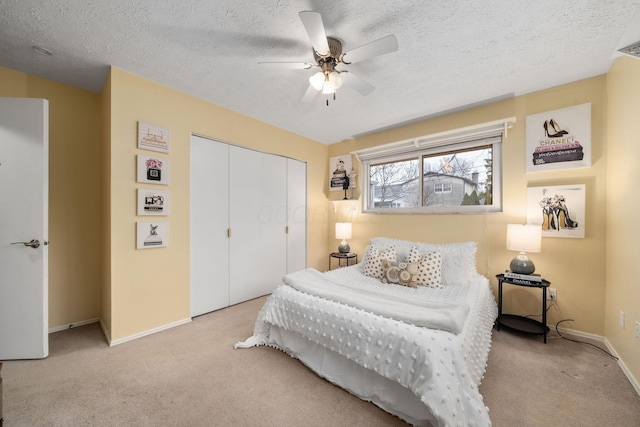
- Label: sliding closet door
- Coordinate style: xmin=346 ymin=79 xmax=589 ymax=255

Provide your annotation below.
xmin=229 ymin=146 xmax=287 ymax=305
xmin=190 ymin=136 xmax=230 ymax=316
xmin=287 ymin=158 xmax=307 ymax=273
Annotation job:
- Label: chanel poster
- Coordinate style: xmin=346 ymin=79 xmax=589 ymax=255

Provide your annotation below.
xmin=329 ymin=154 xmax=352 ymax=192
xmin=525 ymin=103 xmax=591 ymax=173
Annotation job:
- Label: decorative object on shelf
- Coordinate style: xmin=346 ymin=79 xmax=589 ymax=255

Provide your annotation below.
xmin=526 ymin=184 xmax=585 ymax=238
xmin=137 ymin=154 xmax=169 ymax=185
xmin=525 ymin=103 xmax=591 ymax=172
xmin=506 ymin=224 xmax=541 ymax=274
xmin=335 ymin=222 xmax=352 ymax=253
xmin=342 ymin=175 xmax=350 ymax=200
xmin=137 ymin=121 xmax=170 ymax=153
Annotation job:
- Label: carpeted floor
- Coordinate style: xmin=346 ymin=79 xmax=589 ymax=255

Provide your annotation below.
xmin=2 ymin=295 xmax=639 ymax=426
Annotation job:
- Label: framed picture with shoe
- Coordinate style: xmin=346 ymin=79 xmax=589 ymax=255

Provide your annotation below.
xmin=525 ymin=103 xmax=591 ymax=173
xmin=526 ymin=184 xmax=585 ymax=238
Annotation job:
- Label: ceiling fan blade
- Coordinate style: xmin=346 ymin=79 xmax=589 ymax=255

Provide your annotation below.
xmin=342 ymin=34 xmax=398 ymax=64
xmin=259 ymin=62 xmax=314 ymax=70
xmin=299 ymin=11 xmax=330 ymax=56
xmin=301 ymin=85 xmax=318 ymax=103
xmin=341 ymin=72 xmax=375 ymax=96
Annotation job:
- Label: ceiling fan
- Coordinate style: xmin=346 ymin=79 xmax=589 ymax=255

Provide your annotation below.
xmin=260 ymin=11 xmax=399 ymax=105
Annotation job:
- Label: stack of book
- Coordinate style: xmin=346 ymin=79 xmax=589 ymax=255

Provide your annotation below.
xmin=503 ymin=271 xmax=543 ymax=285
xmin=532 ymin=138 xmax=584 ymax=166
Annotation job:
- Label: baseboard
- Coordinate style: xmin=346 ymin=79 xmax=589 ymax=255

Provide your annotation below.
xmin=49 ymin=318 xmax=100 ymax=333
xmin=108 ymin=318 xmax=192 ymax=347
xmin=555 ymin=326 xmax=640 ymax=397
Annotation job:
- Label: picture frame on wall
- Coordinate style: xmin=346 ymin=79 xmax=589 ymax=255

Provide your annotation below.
xmin=137 ymin=188 xmax=169 ymax=216
xmin=526 ymin=184 xmax=585 ymax=238
xmin=137 ymin=154 xmax=169 ymax=185
xmin=136 ymin=221 xmax=168 ymax=249
xmin=138 ymin=121 xmax=170 ymax=153
xmin=329 ymin=154 xmax=352 ymax=192
xmin=525 ymin=103 xmax=591 ymax=173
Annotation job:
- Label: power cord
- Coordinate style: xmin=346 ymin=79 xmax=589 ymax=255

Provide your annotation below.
xmin=555 ymin=319 xmax=618 ymax=361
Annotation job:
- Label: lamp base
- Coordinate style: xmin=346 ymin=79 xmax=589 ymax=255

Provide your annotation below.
xmin=509 ymin=252 xmax=535 ymax=274
xmin=338 ymin=242 xmax=350 ymax=253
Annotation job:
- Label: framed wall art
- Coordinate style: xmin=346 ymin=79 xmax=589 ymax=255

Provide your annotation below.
xmin=525 ymin=103 xmax=591 ymax=173
xmin=137 ymin=188 xmax=169 ymax=216
xmin=136 ymin=221 xmax=168 ymax=249
xmin=137 ymin=154 xmax=169 ymax=185
xmin=329 ymin=154 xmax=352 ymax=192
xmin=138 ymin=121 xmax=170 ymax=153
xmin=526 ymin=184 xmax=585 ymax=238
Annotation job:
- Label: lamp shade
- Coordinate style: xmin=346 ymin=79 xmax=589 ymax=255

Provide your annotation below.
xmin=335 ymin=222 xmax=352 ymax=240
xmin=506 ymin=224 xmax=541 ymax=253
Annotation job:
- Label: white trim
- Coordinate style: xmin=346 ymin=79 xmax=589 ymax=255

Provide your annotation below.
xmin=108 ymin=318 xmax=192 ymax=347
xmin=352 ymin=117 xmax=516 ymax=162
xmin=49 ymin=318 xmax=100 ymax=333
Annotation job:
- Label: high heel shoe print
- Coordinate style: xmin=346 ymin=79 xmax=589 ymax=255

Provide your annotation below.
xmin=553 ymin=195 xmax=578 ymax=229
xmin=549 ymin=119 xmax=568 ymax=136
xmin=539 ymin=197 xmax=555 ymax=230
xmin=543 ymin=120 xmax=564 ymax=138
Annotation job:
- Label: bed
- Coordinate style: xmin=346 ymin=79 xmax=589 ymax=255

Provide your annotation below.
xmin=235 ymin=238 xmax=497 ymax=427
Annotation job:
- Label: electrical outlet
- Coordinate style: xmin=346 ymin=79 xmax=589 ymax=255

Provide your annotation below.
xmin=635 ymin=321 xmax=640 ymax=340
xmin=620 ymin=311 xmax=625 ymax=328
xmin=547 ymin=288 xmax=557 ymax=301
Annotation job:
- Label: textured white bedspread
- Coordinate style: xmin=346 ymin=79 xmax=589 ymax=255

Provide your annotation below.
xmin=283 ymin=268 xmax=470 ymax=333
xmin=236 ymin=265 xmax=497 ymax=427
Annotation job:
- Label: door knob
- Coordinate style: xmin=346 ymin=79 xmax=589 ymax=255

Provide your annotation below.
xmin=10 ymin=239 xmax=41 ymax=248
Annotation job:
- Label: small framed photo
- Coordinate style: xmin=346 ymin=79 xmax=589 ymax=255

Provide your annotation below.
xmin=137 ymin=188 xmax=169 ymax=216
xmin=136 ymin=221 xmax=168 ymax=249
xmin=137 ymin=154 xmax=169 ymax=185
xmin=138 ymin=121 xmax=170 ymax=153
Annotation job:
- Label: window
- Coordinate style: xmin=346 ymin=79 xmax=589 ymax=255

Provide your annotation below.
xmin=354 ymin=118 xmax=514 ymax=214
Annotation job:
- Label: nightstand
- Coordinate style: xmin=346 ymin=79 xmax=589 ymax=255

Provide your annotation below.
xmin=496 ymin=273 xmax=551 ymax=343
xmin=329 ymin=252 xmax=357 ymax=270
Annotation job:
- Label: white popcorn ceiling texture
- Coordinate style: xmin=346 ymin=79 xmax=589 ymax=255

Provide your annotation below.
xmin=1 ymin=0 xmax=639 ymax=144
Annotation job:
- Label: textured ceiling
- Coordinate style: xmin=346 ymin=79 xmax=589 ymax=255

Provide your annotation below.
xmin=1 ymin=0 xmax=640 ymax=144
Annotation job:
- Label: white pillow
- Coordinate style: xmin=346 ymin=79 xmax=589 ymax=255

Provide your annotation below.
xmin=362 ymin=245 xmax=396 ymax=279
xmin=370 ymin=237 xmax=477 ymax=284
xmin=406 ymin=246 xmax=443 ymax=288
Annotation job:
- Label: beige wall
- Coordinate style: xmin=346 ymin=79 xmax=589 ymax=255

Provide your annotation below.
xmin=605 ymin=56 xmax=640 ymax=383
xmin=0 ymin=66 xmax=102 ymax=329
xmin=105 ymin=67 xmax=329 ymax=341
xmin=329 ymin=76 xmax=609 ymax=337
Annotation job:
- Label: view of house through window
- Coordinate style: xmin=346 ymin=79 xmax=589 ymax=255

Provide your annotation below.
xmin=367 ymin=143 xmax=496 ymax=212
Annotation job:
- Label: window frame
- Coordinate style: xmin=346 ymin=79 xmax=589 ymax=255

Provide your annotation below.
xmin=354 ymin=118 xmax=514 ymax=215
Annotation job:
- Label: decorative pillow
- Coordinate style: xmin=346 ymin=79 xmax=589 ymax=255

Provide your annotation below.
xmin=381 ymin=260 xmax=418 ymax=288
xmin=370 ymin=237 xmax=477 ymax=284
xmin=406 ymin=245 xmax=442 ymax=288
xmin=362 ymin=245 xmax=396 ymax=279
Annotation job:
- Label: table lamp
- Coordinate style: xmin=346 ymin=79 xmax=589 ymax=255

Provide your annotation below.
xmin=335 ymin=222 xmax=352 ymax=253
xmin=506 ymin=224 xmax=541 ymax=274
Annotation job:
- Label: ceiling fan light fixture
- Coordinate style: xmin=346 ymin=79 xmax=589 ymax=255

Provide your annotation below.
xmin=328 ymin=71 xmax=342 ymax=90
xmin=309 ymin=71 xmax=325 ymax=90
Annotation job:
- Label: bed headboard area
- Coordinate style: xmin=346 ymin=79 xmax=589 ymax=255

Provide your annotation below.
xmin=367 ymin=237 xmax=479 ymax=285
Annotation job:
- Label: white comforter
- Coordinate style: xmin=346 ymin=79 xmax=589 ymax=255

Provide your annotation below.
xmin=236 ymin=265 xmax=497 ymax=427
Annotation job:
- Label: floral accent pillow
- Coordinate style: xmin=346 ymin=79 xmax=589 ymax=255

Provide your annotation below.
xmin=381 ymin=260 xmax=419 ymax=288
xmin=406 ymin=245 xmax=442 ymax=288
xmin=362 ymin=245 xmax=396 ymax=279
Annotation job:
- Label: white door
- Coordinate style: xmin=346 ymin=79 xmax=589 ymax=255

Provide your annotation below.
xmin=190 ymin=135 xmax=230 ymax=316
xmin=0 ymin=97 xmax=49 ymax=360
xmin=286 ymin=158 xmax=306 ymax=273
xmin=229 ymin=146 xmax=287 ymax=305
